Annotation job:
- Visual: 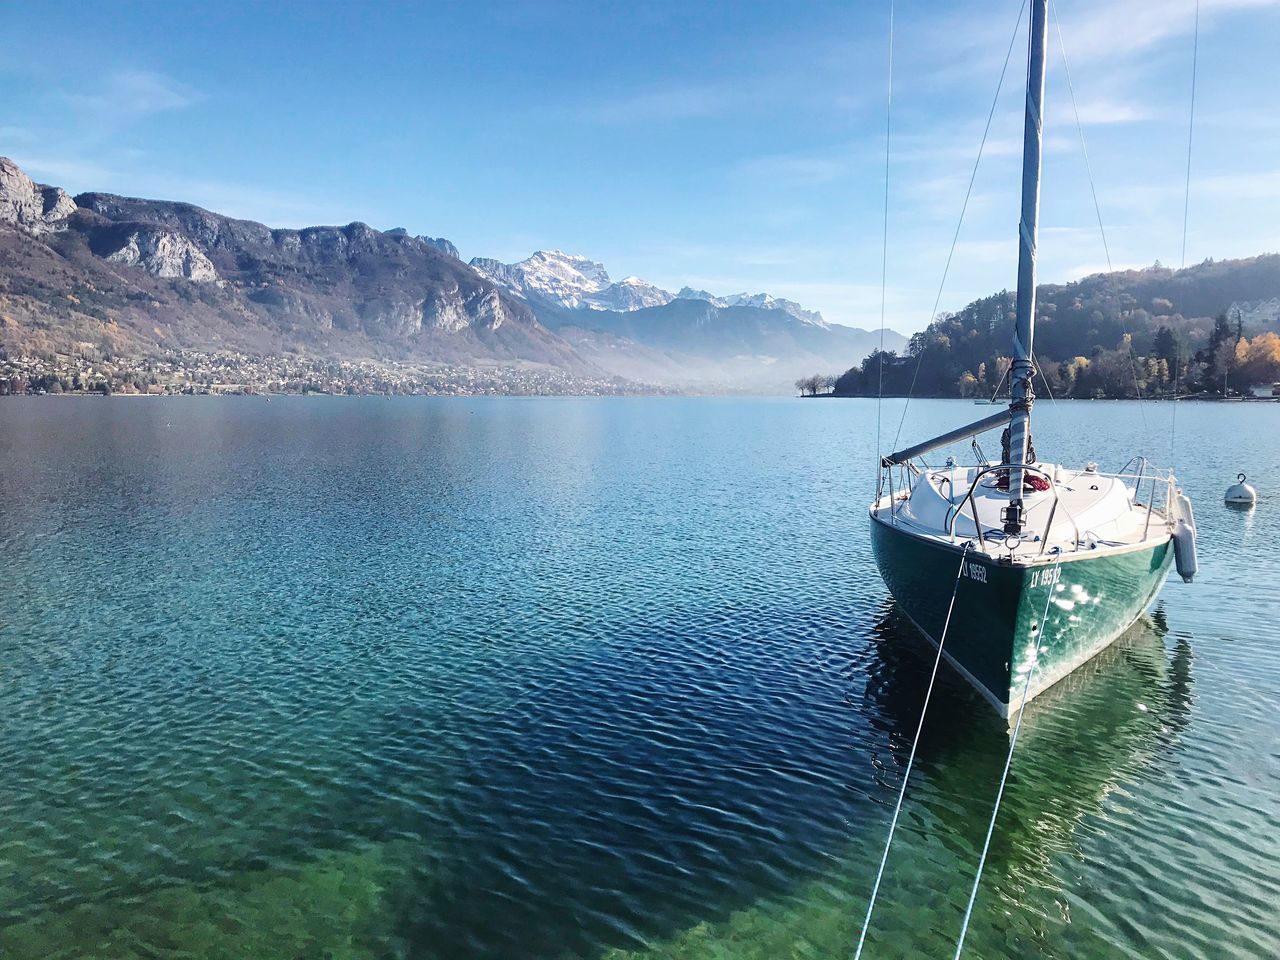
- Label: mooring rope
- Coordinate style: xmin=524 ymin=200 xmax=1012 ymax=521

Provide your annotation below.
xmin=853 ymin=542 xmax=972 ymax=960
xmin=951 ymin=553 xmax=1063 ymax=959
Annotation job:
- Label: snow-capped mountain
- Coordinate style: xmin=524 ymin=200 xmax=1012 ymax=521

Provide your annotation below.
xmin=675 ymin=287 xmax=826 ymax=326
xmin=674 ymin=287 xmax=719 ymax=304
xmin=470 ymin=250 xmax=609 ymax=309
xmin=469 ymin=250 xmax=676 ymax=312
xmin=589 ymin=275 xmax=675 ymax=311
xmin=464 ymin=248 xmax=901 ymax=389
xmin=471 ymin=250 xmax=829 ymax=325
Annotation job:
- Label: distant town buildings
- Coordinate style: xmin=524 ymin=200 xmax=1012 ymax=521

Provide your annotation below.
xmin=0 ymin=350 xmax=654 ymax=398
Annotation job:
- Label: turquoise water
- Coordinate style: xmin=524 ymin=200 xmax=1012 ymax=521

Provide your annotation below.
xmin=0 ymin=396 xmax=1275 ymax=959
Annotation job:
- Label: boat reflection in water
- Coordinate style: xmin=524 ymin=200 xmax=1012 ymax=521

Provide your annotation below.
xmin=848 ymin=600 xmax=1195 ymax=955
xmin=608 ymin=606 xmax=1199 ymax=960
xmin=862 ymin=597 xmax=1192 ymax=738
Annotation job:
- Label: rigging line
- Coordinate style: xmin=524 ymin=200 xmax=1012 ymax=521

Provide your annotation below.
xmin=890 ymin=0 xmax=1029 ymax=456
xmin=1030 ymin=350 xmax=1057 ymax=409
xmin=1050 ymin=0 xmax=1148 ymax=435
xmin=853 ymin=542 xmax=972 ymax=960
xmin=1050 ymin=0 xmax=1110 ymax=274
xmin=986 ymin=362 xmax=1010 ymax=404
xmin=1181 ymin=0 xmax=1200 ymax=271
xmin=952 ymin=553 xmax=1062 ymax=960
xmin=1173 ymin=0 xmax=1199 ymax=459
xmin=876 ymin=0 xmax=895 ymax=483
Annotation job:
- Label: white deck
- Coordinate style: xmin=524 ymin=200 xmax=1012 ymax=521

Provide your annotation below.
xmin=875 ymin=462 xmax=1174 ymax=561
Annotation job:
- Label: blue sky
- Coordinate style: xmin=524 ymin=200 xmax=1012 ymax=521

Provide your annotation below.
xmin=2 ymin=0 xmax=1278 ymax=334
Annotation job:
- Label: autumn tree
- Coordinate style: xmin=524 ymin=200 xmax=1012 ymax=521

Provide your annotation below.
xmin=1237 ymin=332 xmax=1280 ymax=387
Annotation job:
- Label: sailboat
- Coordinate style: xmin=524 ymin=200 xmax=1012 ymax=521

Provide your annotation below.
xmin=869 ymin=0 xmax=1198 ymax=718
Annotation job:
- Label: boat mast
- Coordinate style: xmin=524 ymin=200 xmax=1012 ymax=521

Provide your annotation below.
xmin=1004 ymin=0 xmax=1049 ymax=534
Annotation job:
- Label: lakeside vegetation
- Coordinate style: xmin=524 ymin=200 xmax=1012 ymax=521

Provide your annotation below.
xmin=808 ymin=257 xmax=1280 ymax=399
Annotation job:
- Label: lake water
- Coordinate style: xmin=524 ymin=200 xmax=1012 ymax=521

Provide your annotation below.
xmin=1 ymin=396 xmax=1276 ymax=960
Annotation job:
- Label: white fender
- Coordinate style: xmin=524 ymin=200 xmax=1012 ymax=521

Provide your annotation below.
xmin=1173 ymin=519 xmax=1198 ymax=583
xmin=1177 ymin=492 xmax=1196 ymax=534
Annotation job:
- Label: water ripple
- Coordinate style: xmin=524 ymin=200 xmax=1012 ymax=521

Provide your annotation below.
xmin=0 ymin=397 xmax=1276 ymax=959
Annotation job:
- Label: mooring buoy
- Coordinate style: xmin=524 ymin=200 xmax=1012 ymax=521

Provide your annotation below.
xmin=1225 ymin=473 xmax=1257 ymax=506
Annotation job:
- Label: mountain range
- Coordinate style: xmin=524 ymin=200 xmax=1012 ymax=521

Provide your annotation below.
xmin=0 ymin=157 xmax=890 ymax=391
xmin=469 ymin=249 xmax=897 ymax=385
xmin=0 ymin=157 xmax=582 ymax=373
xmin=470 ymin=251 xmax=674 ymax=313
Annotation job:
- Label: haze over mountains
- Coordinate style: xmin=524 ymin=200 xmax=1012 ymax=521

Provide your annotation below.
xmin=0 ymin=158 xmax=891 ymax=391
xmin=469 ymin=249 xmax=898 ymax=385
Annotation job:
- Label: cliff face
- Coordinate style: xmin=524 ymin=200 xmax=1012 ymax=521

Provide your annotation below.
xmin=0 ymin=158 xmax=586 ymax=370
xmin=0 ymin=158 xmax=77 ymax=234
xmin=93 ymin=223 xmax=220 ymax=281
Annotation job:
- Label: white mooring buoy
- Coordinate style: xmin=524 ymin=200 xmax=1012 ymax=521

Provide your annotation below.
xmin=1225 ymin=473 xmax=1257 ymax=506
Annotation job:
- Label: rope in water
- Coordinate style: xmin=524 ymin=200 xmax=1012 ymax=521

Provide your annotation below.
xmin=874 ymin=0 xmax=894 ymax=489
xmin=889 ymin=0 xmax=1028 ymax=456
xmin=853 ymin=542 xmax=972 ymax=960
xmin=951 ymin=553 xmax=1064 ymax=959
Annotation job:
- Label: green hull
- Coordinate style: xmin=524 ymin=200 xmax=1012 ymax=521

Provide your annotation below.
xmin=869 ymin=514 xmax=1173 ymax=717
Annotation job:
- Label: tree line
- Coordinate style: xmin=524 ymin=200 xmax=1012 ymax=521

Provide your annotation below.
xmin=794 ymin=374 xmax=836 ymax=397
xmin=797 ymin=257 xmax=1280 ymax=399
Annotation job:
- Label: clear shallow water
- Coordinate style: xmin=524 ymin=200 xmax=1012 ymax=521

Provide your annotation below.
xmin=0 ymin=396 xmax=1275 ymax=960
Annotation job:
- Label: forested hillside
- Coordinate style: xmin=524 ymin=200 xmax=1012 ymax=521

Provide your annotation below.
xmin=831 ymin=256 xmax=1280 ymax=398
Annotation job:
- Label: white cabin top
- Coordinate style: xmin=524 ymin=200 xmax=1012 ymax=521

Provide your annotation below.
xmin=874 ymin=462 xmax=1176 ymax=561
